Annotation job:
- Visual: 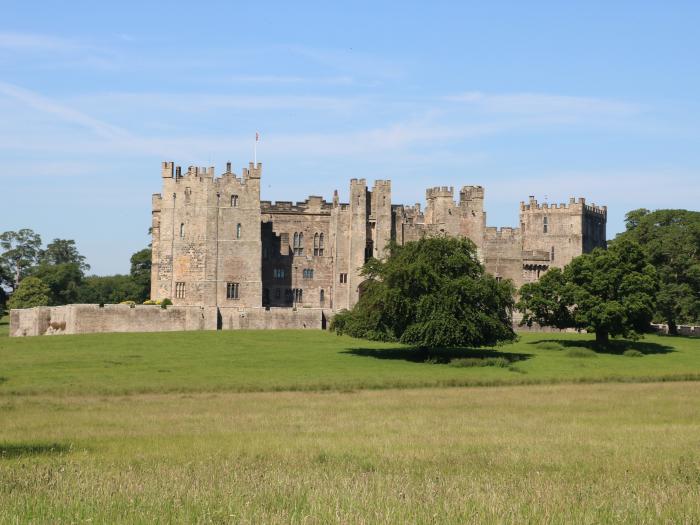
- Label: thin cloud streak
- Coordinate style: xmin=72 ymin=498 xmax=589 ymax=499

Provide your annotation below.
xmin=0 ymin=81 xmax=130 ymax=139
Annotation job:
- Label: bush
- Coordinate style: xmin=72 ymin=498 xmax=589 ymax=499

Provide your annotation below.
xmin=449 ymin=357 xmax=510 ymax=368
xmin=7 ymin=277 xmax=51 ymax=309
xmin=565 ymin=347 xmax=598 ymax=358
xmin=623 ymin=349 xmax=644 ymax=358
xmin=143 ymin=299 xmax=156 ymax=305
xmin=119 ymin=300 xmax=136 ymax=307
xmin=160 ymin=298 xmax=172 ymax=309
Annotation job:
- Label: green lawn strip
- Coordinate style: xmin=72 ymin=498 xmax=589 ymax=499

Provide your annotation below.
xmin=0 ymin=329 xmax=698 ymax=395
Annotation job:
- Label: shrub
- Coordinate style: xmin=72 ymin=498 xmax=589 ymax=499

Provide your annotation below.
xmin=565 ymin=347 xmax=598 ymax=358
xmin=143 ymin=299 xmax=156 ymax=305
xmin=119 ymin=300 xmax=136 ymax=308
xmin=623 ymin=349 xmax=644 ymax=358
xmin=160 ymin=298 xmax=173 ymax=309
xmin=449 ymin=357 xmax=510 ymax=368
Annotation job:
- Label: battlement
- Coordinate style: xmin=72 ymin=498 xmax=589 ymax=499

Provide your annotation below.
xmin=261 ymin=196 xmax=333 ymax=214
xmin=519 ymin=196 xmax=606 ymax=215
xmin=426 ymin=186 xmax=454 ymax=199
xmin=460 ymin=185 xmax=484 ymax=201
xmin=350 ymin=178 xmax=367 ymax=187
xmin=484 ymin=226 xmax=521 ymax=239
xmin=372 ymin=180 xmax=391 ymax=188
xmin=161 ymin=161 xmax=262 ymax=188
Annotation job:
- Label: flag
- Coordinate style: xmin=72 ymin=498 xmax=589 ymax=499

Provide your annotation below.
xmin=256 ymin=131 xmax=260 ymax=142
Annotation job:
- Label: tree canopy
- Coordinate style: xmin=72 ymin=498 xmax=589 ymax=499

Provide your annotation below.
xmin=39 ymin=239 xmax=91 ymax=272
xmin=612 ymin=208 xmax=700 ymax=332
xmin=331 ymin=237 xmax=517 ymax=349
xmin=129 ymin=248 xmax=152 ymax=303
xmin=7 ymin=276 xmax=51 ymax=309
xmin=0 ymin=229 xmax=42 ymax=290
xmin=517 ymin=239 xmax=657 ymax=345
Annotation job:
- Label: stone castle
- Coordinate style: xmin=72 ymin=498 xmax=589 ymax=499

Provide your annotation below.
xmin=151 ymin=161 xmax=607 ymax=315
xmin=10 ymin=159 xmax=608 ymax=336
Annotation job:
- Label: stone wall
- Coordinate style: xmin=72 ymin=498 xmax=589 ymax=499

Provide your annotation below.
xmin=650 ymin=323 xmax=700 ymax=337
xmin=9 ymin=304 xmax=328 ymax=337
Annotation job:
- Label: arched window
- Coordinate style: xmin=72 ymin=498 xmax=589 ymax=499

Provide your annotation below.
xmin=236 ymin=223 xmax=242 ymax=239
xmin=293 ymin=232 xmax=304 ymax=255
xmin=231 ymin=195 xmax=239 ymax=207
xmin=179 ymin=223 xmax=185 ymax=238
xmin=313 ymin=233 xmax=319 ymax=256
xmin=319 ymin=233 xmax=324 ymax=256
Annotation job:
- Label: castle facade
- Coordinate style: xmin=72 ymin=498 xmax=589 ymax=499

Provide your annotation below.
xmin=150 ymin=161 xmax=607 ymax=316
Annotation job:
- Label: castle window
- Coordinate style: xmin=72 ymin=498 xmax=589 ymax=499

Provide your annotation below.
xmin=231 ymin=195 xmax=239 ymax=207
xmin=303 ymin=268 xmax=314 ymax=279
xmin=543 ymin=216 xmax=548 ymax=234
xmin=551 ymin=246 xmax=555 ymax=261
xmin=236 ymin=223 xmax=242 ymax=239
xmin=339 ymin=273 xmax=348 ymax=284
xmin=175 ymin=282 xmax=186 ymax=299
xmin=226 ymin=282 xmax=239 ymax=300
xmin=293 ymin=288 xmax=303 ymax=303
xmin=314 ymin=233 xmax=320 ymax=256
xmin=274 ymin=268 xmax=285 ymax=280
xmin=320 ymin=289 xmax=325 ymax=305
xmin=179 ymin=223 xmax=185 ymax=238
xmin=319 ymin=233 xmax=324 ymax=256
xmin=293 ymin=232 xmax=304 ymax=256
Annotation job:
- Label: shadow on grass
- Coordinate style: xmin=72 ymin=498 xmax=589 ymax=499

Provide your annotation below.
xmin=0 ymin=377 xmax=7 ymax=385
xmin=529 ymin=338 xmax=675 ymax=355
xmin=0 ymin=442 xmax=72 ymax=459
xmin=343 ymin=347 xmax=532 ymax=365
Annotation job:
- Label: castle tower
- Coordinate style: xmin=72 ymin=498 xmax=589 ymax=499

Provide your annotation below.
xmin=458 ymin=185 xmax=486 ymax=252
xmin=370 ymin=180 xmax=392 ymax=260
xmin=424 ymin=186 xmax=460 ymax=236
xmin=348 ymin=178 xmax=368 ymax=309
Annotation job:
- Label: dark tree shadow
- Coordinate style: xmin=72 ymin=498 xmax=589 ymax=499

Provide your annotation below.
xmin=0 ymin=377 xmax=7 ymax=385
xmin=0 ymin=442 xmax=72 ymax=459
xmin=343 ymin=347 xmax=532 ymax=365
xmin=529 ymin=338 xmax=675 ymax=355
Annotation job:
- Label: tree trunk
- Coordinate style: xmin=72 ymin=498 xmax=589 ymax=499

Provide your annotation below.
xmin=668 ymin=320 xmax=678 ymax=336
xmin=595 ymin=330 xmax=609 ymax=347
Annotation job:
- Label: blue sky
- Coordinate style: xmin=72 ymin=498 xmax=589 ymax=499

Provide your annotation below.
xmin=1 ymin=1 xmax=698 ymax=275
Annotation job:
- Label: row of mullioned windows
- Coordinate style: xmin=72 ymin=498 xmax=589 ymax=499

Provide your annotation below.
xmin=175 ymin=282 xmax=186 ymax=299
xmin=226 ymin=282 xmax=239 ymax=300
xmin=303 ymin=268 xmax=314 ymax=279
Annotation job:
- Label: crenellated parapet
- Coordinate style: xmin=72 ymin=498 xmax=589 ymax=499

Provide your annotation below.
xmin=520 ymin=196 xmax=607 ymax=216
xmin=426 ymin=186 xmax=455 ymax=200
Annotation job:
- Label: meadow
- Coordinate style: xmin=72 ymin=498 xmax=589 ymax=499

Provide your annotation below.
xmin=2 ymin=319 xmax=700 ymax=523
xmin=0 ymin=322 xmax=699 ymax=395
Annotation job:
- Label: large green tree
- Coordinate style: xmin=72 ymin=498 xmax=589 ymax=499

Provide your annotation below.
xmin=39 ymin=239 xmax=90 ymax=272
xmin=7 ymin=276 xmax=51 ymax=309
xmin=0 ymin=229 xmax=42 ymax=290
xmin=129 ymin=247 xmax=152 ymax=303
xmin=30 ymin=263 xmax=85 ymax=305
xmin=517 ymin=239 xmax=657 ymax=345
xmin=331 ymin=237 xmax=516 ymax=349
xmin=612 ymin=208 xmax=700 ymax=333
xmin=77 ymin=274 xmax=143 ymax=304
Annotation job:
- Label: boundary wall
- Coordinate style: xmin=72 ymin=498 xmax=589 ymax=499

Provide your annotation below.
xmin=9 ymin=304 xmax=328 ymax=337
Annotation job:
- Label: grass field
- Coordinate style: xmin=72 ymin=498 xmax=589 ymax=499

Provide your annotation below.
xmin=2 ymin=383 xmax=700 ymax=523
xmin=2 ymin=319 xmax=700 ymax=522
xmin=0 ymin=322 xmax=699 ymax=395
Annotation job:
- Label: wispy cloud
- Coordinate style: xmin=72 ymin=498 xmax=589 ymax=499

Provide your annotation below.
xmin=446 ymin=91 xmax=640 ymax=118
xmin=0 ymin=81 xmax=129 ymax=139
xmin=228 ymin=74 xmax=354 ymax=85
xmin=0 ymin=31 xmax=78 ymax=51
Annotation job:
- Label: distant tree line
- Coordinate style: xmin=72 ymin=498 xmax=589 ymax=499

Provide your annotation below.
xmin=0 ymin=229 xmax=151 ymax=313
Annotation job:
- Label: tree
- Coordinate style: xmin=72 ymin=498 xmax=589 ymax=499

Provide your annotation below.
xmin=0 ymin=229 xmax=42 ymax=290
xmin=129 ymin=248 xmax=151 ymax=302
xmin=612 ymin=208 xmax=700 ymax=333
xmin=517 ymin=239 xmax=657 ymax=346
xmin=39 ymin=239 xmax=90 ymax=272
xmin=331 ymin=237 xmax=517 ymax=349
xmin=7 ymin=276 xmax=51 ymax=309
xmin=30 ymin=263 xmax=84 ymax=305
xmin=77 ymin=274 xmax=143 ymax=304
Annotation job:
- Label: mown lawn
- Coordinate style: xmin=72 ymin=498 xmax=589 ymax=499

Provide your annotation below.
xmin=0 ymin=325 xmax=699 ymax=395
xmin=1 ymin=382 xmax=700 ymax=523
